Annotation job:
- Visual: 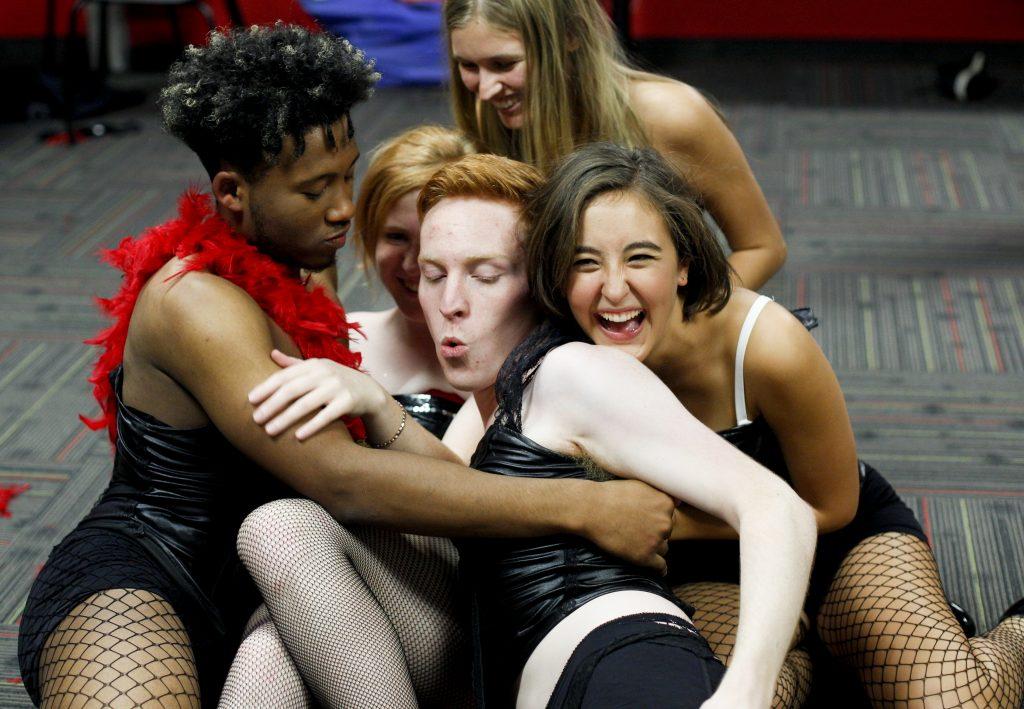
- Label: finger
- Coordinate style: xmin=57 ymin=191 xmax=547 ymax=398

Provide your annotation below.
xmin=264 ymin=389 xmax=334 ymax=436
xmin=657 ymin=538 xmax=669 ymax=558
xmin=295 ymin=399 xmax=349 ymax=440
xmin=253 ymin=375 xmax=321 ymax=424
xmin=653 ymin=553 xmax=668 ymax=577
xmin=248 ymin=364 xmax=306 ymax=405
xmin=270 ymin=348 xmax=305 ymax=367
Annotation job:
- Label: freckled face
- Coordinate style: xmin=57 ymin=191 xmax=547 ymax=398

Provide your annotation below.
xmin=242 ymin=118 xmax=359 ymax=271
xmin=374 ymin=190 xmax=424 ymax=322
xmin=450 ymin=19 xmax=527 ymax=129
xmin=567 ymin=191 xmax=688 ymax=362
xmin=418 ymin=197 xmax=537 ymax=394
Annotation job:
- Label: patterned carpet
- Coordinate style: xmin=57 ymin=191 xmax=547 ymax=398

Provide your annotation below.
xmin=0 ymin=49 xmax=1022 ymax=706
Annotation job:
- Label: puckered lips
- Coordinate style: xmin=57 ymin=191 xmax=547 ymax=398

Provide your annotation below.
xmin=440 ymin=336 xmax=468 ymax=358
xmin=595 ymin=308 xmax=645 ymax=342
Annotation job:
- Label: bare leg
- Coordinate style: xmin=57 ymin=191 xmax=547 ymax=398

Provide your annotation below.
xmin=675 ymin=581 xmax=813 ymax=708
xmin=818 ymin=532 xmax=1024 ymax=708
xmin=236 ymin=498 xmax=469 ymax=708
xmin=38 ymin=588 xmax=200 ymax=708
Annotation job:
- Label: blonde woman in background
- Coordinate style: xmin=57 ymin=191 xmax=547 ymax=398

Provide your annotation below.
xmin=443 ymin=0 xmax=786 ymax=290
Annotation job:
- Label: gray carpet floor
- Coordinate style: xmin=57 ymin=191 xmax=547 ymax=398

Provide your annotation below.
xmin=0 ymin=48 xmax=1022 ymax=705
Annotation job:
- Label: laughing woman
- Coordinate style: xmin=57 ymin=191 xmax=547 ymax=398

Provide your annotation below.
xmin=524 ymin=141 xmax=1024 ymax=708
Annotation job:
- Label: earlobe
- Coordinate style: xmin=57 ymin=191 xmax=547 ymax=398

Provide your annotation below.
xmin=677 ymin=263 xmax=689 ymax=287
xmin=211 ymin=171 xmax=245 ymax=218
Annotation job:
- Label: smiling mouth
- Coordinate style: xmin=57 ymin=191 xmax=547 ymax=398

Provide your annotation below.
xmin=326 ymin=231 xmax=347 ymax=245
xmin=397 ymin=277 xmax=418 ymax=295
xmin=595 ymin=309 xmax=646 ymax=340
xmin=492 ymin=96 xmax=521 ymax=113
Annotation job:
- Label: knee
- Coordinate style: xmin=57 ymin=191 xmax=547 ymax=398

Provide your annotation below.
xmin=237 ymin=499 xmax=330 ymax=565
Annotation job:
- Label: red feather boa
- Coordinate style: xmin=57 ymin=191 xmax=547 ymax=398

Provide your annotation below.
xmin=82 ymin=190 xmax=366 ymax=442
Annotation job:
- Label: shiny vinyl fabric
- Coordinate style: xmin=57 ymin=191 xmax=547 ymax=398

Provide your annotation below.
xmin=394 ymin=392 xmax=462 ymax=439
xmin=19 ymin=367 xmax=290 ymax=705
xmin=462 ymin=425 xmax=692 ymax=705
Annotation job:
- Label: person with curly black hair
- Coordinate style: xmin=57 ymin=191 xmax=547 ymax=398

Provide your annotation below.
xmin=17 ymin=24 xmax=678 ymax=707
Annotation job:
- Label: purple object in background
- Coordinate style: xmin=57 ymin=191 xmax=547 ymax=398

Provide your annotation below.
xmin=301 ymin=0 xmax=447 ymax=87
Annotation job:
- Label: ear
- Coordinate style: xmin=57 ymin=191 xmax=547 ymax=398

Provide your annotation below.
xmin=211 ymin=170 xmax=247 ymax=219
xmin=677 ymin=261 xmax=689 ymax=287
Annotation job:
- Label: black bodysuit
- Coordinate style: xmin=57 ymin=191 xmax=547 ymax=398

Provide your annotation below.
xmin=18 ymin=370 xmax=461 ymax=706
xmin=461 ymin=424 xmax=693 ymax=706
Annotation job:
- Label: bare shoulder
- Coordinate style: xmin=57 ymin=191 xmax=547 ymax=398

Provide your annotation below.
xmin=743 ymin=296 xmax=825 ymax=387
xmin=534 ymin=341 xmax=647 ymax=403
xmin=347 ymin=309 xmax=391 ymax=349
xmin=136 ymin=260 xmax=273 ymax=367
xmin=629 ymin=76 xmax=721 ymax=152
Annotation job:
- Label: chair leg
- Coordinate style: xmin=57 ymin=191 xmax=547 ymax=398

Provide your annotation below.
xmin=64 ymin=0 xmax=87 ymax=144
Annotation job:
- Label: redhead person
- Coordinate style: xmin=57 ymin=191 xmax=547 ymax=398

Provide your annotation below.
xmin=524 ymin=141 xmax=1024 ymax=708
xmin=442 ymin=0 xmax=786 ymax=290
xmin=242 ymin=153 xmax=816 ymax=708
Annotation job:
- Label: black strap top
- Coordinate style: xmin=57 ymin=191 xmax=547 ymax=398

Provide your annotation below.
xmin=78 ymin=367 xmax=291 ymax=635
xmin=462 ymin=424 xmax=692 ymax=679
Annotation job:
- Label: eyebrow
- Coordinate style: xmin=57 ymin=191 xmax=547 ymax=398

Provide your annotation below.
xmin=574 ymin=241 xmax=662 ymax=254
xmin=452 ymin=53 xmax=521 ymax=64
xmin=419 ymin=255 xmax=510 ymax=267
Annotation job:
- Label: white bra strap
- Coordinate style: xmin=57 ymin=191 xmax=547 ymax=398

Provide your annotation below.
xmin=734 ymin=295 xmax=773 ymax=426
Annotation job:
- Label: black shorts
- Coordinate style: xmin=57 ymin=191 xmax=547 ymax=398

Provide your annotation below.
xmin=668 ymin=461 xmax=927 ymax=618
xmin=18 ymin=526 xmax=240 ymax=707
xmin=546 ymin=613 xmax=726 ymax=708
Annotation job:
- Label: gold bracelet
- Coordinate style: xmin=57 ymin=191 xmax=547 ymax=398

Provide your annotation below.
xmin=370 ymin=406 xmax=407 ymax=449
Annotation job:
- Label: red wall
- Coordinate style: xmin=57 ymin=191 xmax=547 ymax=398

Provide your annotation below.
xmin=1 ymin=0 xmax=316 ymax=40
xmin=5 ymin=0 xmax=1022 ymax=44
xmin=631 ymin=0 xmax=1024 ymax=42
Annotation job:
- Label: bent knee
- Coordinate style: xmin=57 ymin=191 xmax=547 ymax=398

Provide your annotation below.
xmin=237 ymin=498 xmax=336 ymax=559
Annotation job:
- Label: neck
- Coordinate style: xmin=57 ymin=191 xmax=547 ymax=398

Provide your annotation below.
xmin=473 ymin=386 xmax=498 ymax=425
xmin=643 ymin=313 xmax=703 ymax=383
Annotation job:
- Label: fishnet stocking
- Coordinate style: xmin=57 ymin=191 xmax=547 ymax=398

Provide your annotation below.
xmin=818 ymin=532 xmax=1024 ymax=708
xmin=38 ymin=588 xmax=200 ymax=708
xmin=219 ymin=604 xmax=312 ymax=708
xmin=675 ymin=581 xmax=812 ymax=708
xmin=236 ymin=498 xmax=469 ymax=709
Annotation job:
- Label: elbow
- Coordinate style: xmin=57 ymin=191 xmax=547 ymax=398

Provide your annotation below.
xmin=770 ymin=240 xmax=788 ymax=273
xmin=816 ymin=498 xmax=857 ymax=534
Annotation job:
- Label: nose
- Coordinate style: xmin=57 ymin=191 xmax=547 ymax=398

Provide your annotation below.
xmin=479 ymin=69 xmax=502 ymax=101
xmin=439 ymin=278 xmax=468 ymax=320
xmin=402 ymin=243 xmax=420 ymax=278
xmin=601 ymin=267 xmax=629 ymax=304
xmin=326 ymin=188 xmax=355 ymax=226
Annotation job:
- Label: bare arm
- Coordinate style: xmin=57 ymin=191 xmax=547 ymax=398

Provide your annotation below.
xmin=636 ymin=81 xmax=786 ymax=289
xmin=530 ymin=343 xmax=815 ymax=706
xmin=145 ymin=273 xmax=674 ymax=566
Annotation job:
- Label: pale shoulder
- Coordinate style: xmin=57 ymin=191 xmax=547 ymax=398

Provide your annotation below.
xmin=534 ymin=341 xmax=650 ymax=404
xmin=628 ymin=76 xmax=721 ymax=152
xmin=347 ymin=309 xmax=393 ymax=350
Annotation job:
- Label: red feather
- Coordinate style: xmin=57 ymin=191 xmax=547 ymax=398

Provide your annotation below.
xmin=82 ymin=190 xmax=366 ymax=442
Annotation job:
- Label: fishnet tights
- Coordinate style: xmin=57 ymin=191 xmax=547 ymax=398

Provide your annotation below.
xmin=235 ymin=498 xmax=469 ymax=709
xmin=38 ymin=588 xmax=200 ymax=708
xmin=219 ymin=604 xmax=311 ymax=708
xmin=818 ymin=532 xmax=1024 ymax=708
xmin=675 ymin=581 xmax=812 ymax=708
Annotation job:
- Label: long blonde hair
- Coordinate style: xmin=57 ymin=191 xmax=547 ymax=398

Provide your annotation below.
xmin=444 ymin=0 xmax=652 ymax=173
xmin=354 ymin=125 xmax=475 ymax=271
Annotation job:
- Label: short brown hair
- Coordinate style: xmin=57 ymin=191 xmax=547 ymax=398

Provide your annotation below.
xmin=354 ymin=125 xmax=475 ymax=272
xmin=524 ymin=142 xmax=732 ymax=321
xmin=418 ymin=154 xmax=544 ymax=219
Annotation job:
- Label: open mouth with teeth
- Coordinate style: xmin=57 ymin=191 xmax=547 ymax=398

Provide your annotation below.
xmin=396 ymin=277 xmax=418 ymax=295
xmin=492 ymin=96 xmax=521 ymax=113
xmin=595 ymin=309 xmax=646 ymax=340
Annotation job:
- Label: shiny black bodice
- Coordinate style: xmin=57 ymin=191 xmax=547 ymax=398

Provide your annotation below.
xmin=463 ymin=425 xmax=689 ymax=673
xmin=394 ymin=392 xmax=462 ymax=438
xmin=79 ymin=368 xmax=290 ymax=619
